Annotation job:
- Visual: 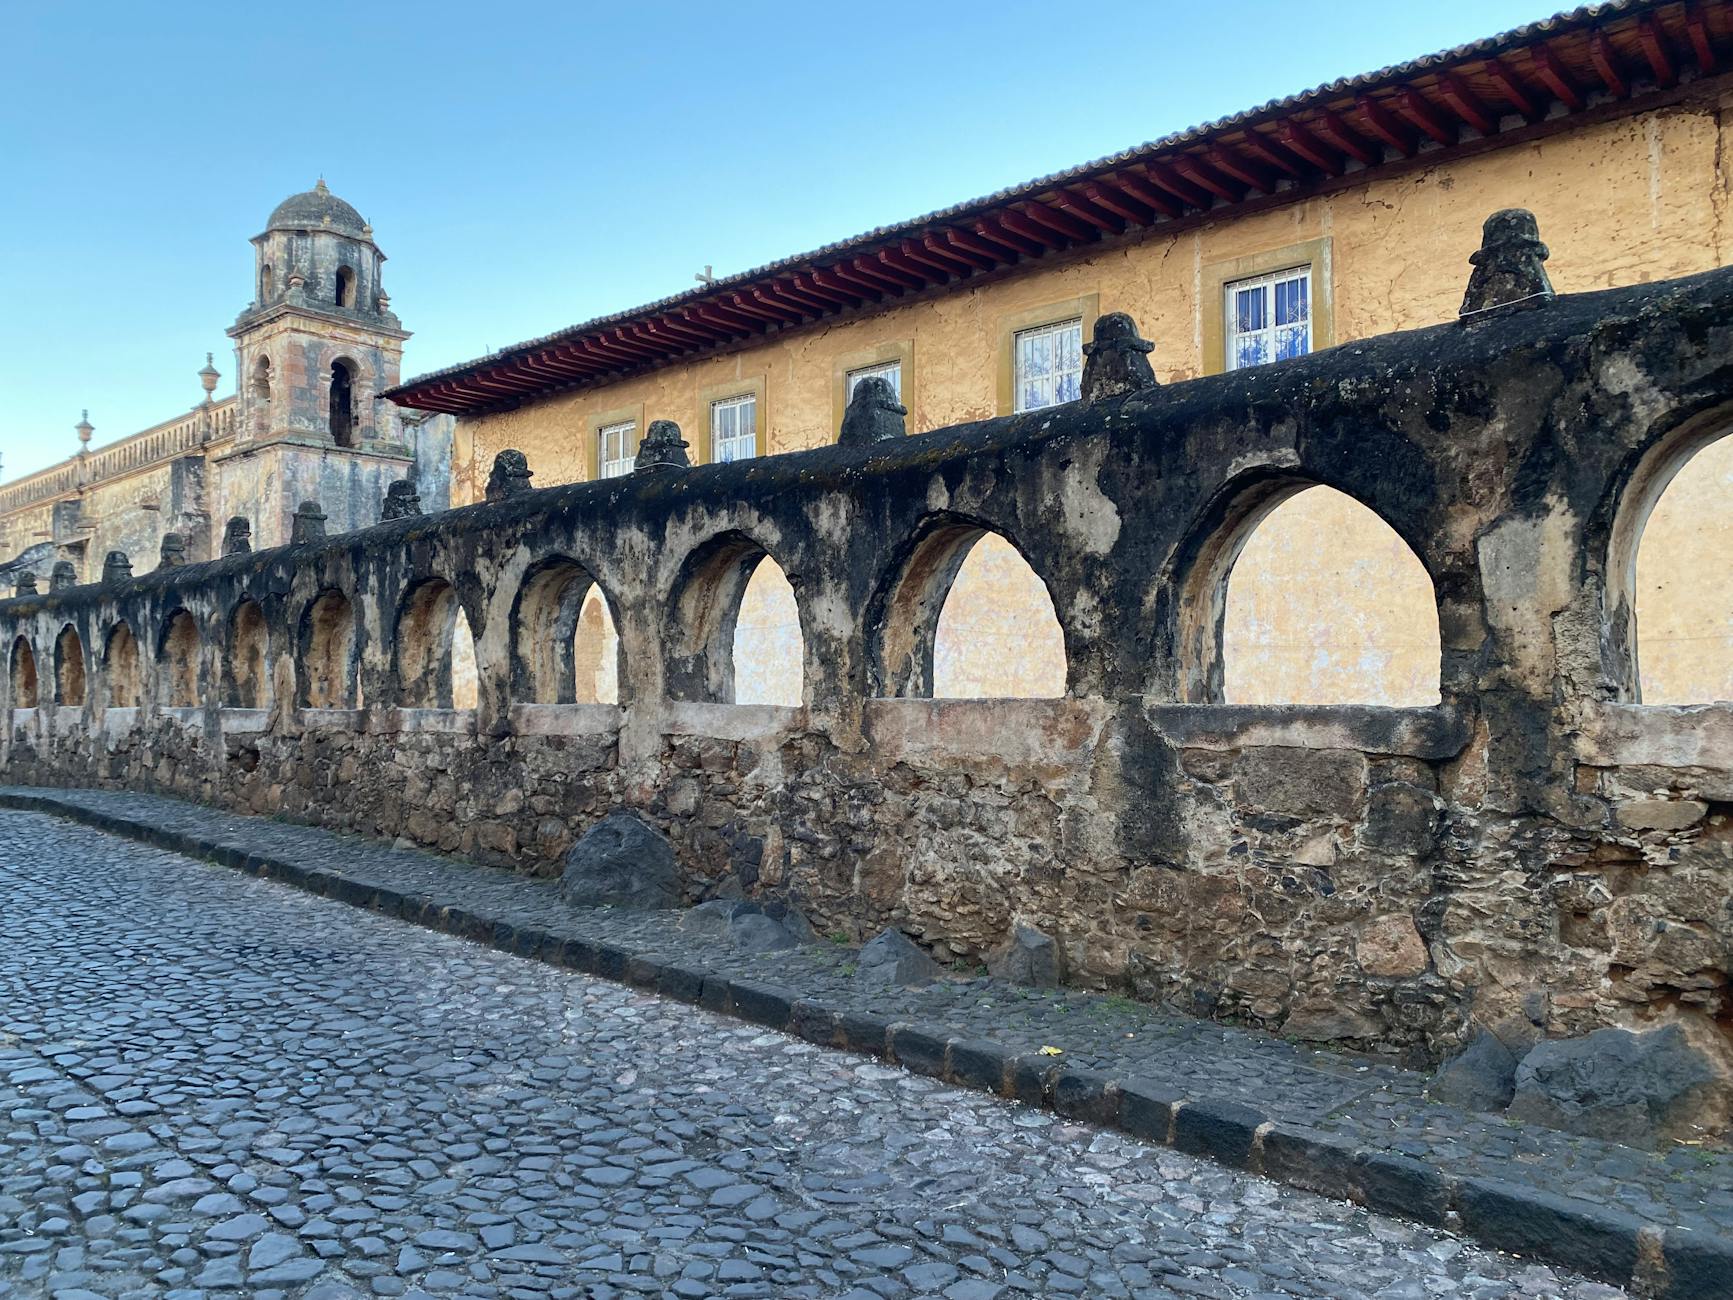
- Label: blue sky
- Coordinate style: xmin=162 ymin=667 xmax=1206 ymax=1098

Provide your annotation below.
xmin=0 ymin=0 xmax=1568 ymax=478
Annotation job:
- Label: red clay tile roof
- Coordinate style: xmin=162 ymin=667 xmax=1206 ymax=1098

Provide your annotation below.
xmin=387 ymin=0 xmax=1731 ymax=415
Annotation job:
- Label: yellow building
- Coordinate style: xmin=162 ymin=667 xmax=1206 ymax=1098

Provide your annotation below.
xmin=392 ymin=0 xmax=1733 ymax=709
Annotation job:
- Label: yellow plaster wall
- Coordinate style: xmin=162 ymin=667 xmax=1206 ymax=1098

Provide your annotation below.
xmin=1636 ymin=433 xmax=1733 ymax=704
xmin=456 ymin=103 xmax=1733 ymax=703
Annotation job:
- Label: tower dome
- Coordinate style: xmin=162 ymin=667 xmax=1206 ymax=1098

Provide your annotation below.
xmin=266 ymin=179 xmax=367 ymax=238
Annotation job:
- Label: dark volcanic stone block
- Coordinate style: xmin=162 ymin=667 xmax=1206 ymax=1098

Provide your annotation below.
xmin=888 ymin=1024 xmax=946 ymax=1079
xmin=1457 ymin=1177 xmax=1640 ymax=1289
xmin=946 ymin=1040 xmax=1007 ymax=1093
xmin=1173 ymin=1099 xmax=1265 ymax=1169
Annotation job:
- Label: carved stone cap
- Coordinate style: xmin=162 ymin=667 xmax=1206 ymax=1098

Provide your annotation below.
xmin=101 ymin=551 xmax=133 ymax=585
xmin=291 ymin=501 xmax=327 ymax=544
xmin=381 ymin=478 xmax=423 ymax=520
xmin=49 ymin=560 xmax=78 ymax=593
xmin=1461 ymin=208 xmax=1554 ymax=320
xmin=634 ymin=420 xmax=692 ymax=473
xmin=158 ymin=533 xmax=187 ymax=568
xmin=223 ymin=516 xmax=252 ymax=555
xmin=838 ymin=376 xmax=908 ymax=447
xmin=1081 ymin=312 xmax=1158 ymax=403
xmin=485 ymin=449 xmax=533 ymax=502
xmin=14 ymin=572 xmax=37 ymax=595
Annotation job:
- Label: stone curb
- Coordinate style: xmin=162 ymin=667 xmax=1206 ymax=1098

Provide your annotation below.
xmin=4 ymin=789 xmax=1728 ymax=1300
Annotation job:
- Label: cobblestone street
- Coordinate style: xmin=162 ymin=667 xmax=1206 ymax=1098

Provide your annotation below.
xmin=0 ymin=811 xmax=1624 ymax=1300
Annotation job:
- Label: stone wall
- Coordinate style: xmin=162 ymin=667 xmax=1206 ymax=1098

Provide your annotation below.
xmin=2 ymin=243 xmax=1730 ymax=1079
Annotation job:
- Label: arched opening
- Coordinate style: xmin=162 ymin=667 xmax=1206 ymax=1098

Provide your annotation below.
xmin=511 ymin=557 xmax=623 ymax=705
xmin=869 ymin=518 xmax=1066 ymax=699
xmin=1213 ymin=485 xmax=1440 ymax=706
xmin=253 ymin=355 xmax=272 ymax=403
xmin=299 ymin=589 xmax=357 ymax=708
xmin=157 ymin=608 xmax=202 ymax=707
xmin=55 ymin=625 xmax=85 ymax=706
xmin=261 ymin=263 xmax=274 ymax=299
xmin=573 ymin=589 xmax=619 ymax=705
xmin=224 ymin=599 xmax=269 ymax=708
xmin=10 ymin=637 xmax=38 ymax=709
xmin=329 ymin=359 xmax=357 ymax=448
xmin=1626 ymin=432 xmax=1733 ymax=703
xmin=665 ymin=532 xmax=803 ymax=706
xmin=335 ymin=265 xmax=356 ymax=308
xmin=394 ymin=578 xmax=476 ymax=710
xmin=104 ymin=622 xmax=141 ymax=708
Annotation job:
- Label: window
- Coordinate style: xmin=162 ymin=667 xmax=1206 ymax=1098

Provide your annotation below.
xmin=1226 ymin=266 xmax=1311 ymax=370
xmin=335 ymin=265 xmax=356 ymax=308
xmin=847 ymin=360 xmax=902 ymax=402
xmin=1012 ymin=318 xmax=1083 ymax=413
xmin=711 ymin=394 xmax=757 ymax=463
xmin=598 ymin=421 xmax=636 ymax=478
xmin=330 ymin=358 xmax=356 ymax=447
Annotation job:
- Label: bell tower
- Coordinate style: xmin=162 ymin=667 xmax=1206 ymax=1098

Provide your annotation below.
xmin=219 ymin=181 xmax=417 ymax=546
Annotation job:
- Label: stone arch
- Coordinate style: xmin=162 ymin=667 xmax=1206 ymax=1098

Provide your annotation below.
xmin=394 ymin=577 xmax=476 ymax=709
xmin=54 ymin=624 xmax=85 ymax=707
xmin=511 ymin=556 xmax=623 ymax=705
xmin=10 ymin=636 xmax=38 ymax=709
xmin=299 ymin=588 xmax=357 ymax=708
xmin=868 ymin=514 xmax=1067 ymax=698
xmin=664 ymin=531 xmax=804 ymax=705
xmin=157 ymin=608 xmax=202 ymax=707
xmin=330 ymin=357 xmax=358 ymax=448
xmin=104 ymin=622 xmax=142 ymax=708
xmin=1173 ymin=477 xmax=1440 ymax=705
xmin=335 ymin=265 xmax=356 ymax=309
xmin=224 ymin=598 xmax=269 ymax=708
xmin=1608 ymin=423 xmax=1733 ymax=703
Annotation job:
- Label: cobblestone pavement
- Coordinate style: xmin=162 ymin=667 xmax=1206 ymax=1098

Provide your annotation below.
xmin=6 ymin=787 xmax=1724 ymax=1252
xmin=0 ymin=812 xmax=1627 ymax=1300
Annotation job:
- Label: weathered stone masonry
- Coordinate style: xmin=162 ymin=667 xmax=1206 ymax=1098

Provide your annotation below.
xmin=2 ymin=228 xmax=1729 ymax=1079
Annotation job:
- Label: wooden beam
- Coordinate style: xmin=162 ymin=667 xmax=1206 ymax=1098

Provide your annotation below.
xmin=972 ymin=217 xmax=1043 ymax=256
xmin=1201 ymin=146 xmax=1275 ymax=195
xmin=1014 ymin=201 xmax=1095 ymax=241
xmin=1589 ymin=31 xmax=1629 ymax=97
xmin=1278 ymin=122 xmax=1343 ymax=173
xmin=1172 ymin=157 xmax=1242 ymax=202
xmin=1638 ymin=15 xmax=1678 ymax=87
xmin=1394 ymin=89 xmax=1455 ymax=146
xmin=1530 ymin=44 xmax=1585 ymax=111
xmin=1080 ymin=180 xmax=1153 ymax=225
xmin=1239 ymin=131 xmax=1305 ymax=178
xmin=1106 ymin=170 xmax=1183 ymax=216
xmin=1054 ymin=188 xmax=1126 ymax=232
xmin=794 ymin=272 xmax=859 ymax=306
xmin=874 ymin=249 xmax=932 ymax=287
xmin=808 ymin=268 xmax=877 ymax=303
xmin=901 ymin=237 xmax=968 ymax=275
xmin=1485 ymin=58 xmax=1540 ymax=120
xmin=1439 ymin=74 xmax=1495 ymax=135
xmin=1686 ymin=2 xmax=1717 ymax=73
xmin=1357 ymin=95 xmax=1417 ymax=155
xmin=1144 ymin=162 xmax=1213 ymax=208
xmin=1315 ymin=111 xmax=1379 ymax=166
xmin=940 ymin=227 xmax=1009 ymax=267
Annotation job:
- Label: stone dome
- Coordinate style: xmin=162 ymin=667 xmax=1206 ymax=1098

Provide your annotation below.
xmin=266 ymin=179 xmax=367 ymax=237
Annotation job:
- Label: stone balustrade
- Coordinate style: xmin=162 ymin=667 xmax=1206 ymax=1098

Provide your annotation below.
xmin=0 ymin=213 xmax=1728 ymax=1072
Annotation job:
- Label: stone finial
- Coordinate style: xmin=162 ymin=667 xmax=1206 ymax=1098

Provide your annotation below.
xmin=101 ymin=551 xmax=133 ymax=584
xmin=381 ymin=479 xmax=423 ymax=520
xmin=49 ymin=560 xmax=78 ymax=593
xmin=484 ymin=449 xmax=533 ymax=503
xmin=198 ymin=352 xmax=220 ymax=401
xmin=74 ymin=410 xmax=93 ymax=446
xmin=14 ymin=572 xmax=37 ymax=596
xmin=634 ymin=420 xmax=691 ymax=473
xmin=291 ymin=501 xmax=328 ymax=544
xmin=222 ymin=516 xmax=252 ymax=555
xmin=1460 ymin=208 xmax=1555 ymax=319
xmin=838 ymin=376 xmax=908 ymax=447
xmin=1081 ymin=312 xmax=1158 ymax=402
xmin=158 ymin=533 xmax=187 ymax=569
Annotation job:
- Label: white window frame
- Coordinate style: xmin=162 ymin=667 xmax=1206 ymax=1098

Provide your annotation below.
xmin=846 ymin=359 xmax=903 ymax=402
xmin=710 ymin=393 xmax=757 ymax=463
xmin=597 ymin=420 xmax=636 ymax=478
xmin=1012 ymin=317 xmax=1083 ymax=413
xmin=1225 ymin=265 xmax=1312 ymax=372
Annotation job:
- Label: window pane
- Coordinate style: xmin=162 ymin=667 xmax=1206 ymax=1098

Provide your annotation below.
xmin=848 ymin=360 xmax=902 ymax=400
xmin=1013 ymin=317 xmax=1083 ymax=413
xmin=1226 ymin=265 xmax=1311 ymax=372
